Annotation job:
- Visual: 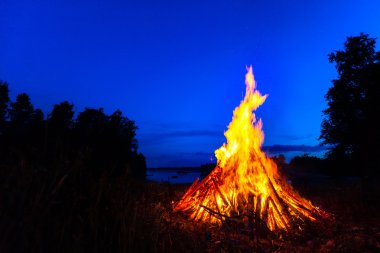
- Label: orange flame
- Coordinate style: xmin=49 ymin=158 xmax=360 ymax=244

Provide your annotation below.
xmin=174 ymin=66 xmax=327 ymax=231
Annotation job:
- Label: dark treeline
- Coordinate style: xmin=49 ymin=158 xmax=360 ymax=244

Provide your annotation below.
xmin=0 ymin=83 xmax=146 ymax=179
xmin=0 ymin=82 xmax=148 ymax=252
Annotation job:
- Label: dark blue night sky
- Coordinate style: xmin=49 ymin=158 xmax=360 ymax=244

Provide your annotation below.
xmin=1 ymin=0 xmax=380 ymax=167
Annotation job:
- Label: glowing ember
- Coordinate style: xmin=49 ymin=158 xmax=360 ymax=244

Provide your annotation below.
xmin=173 ymin=66 xmax=327 ymax=231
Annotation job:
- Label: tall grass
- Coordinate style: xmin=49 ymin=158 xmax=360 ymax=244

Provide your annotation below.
xmin=1 ymin=160 xmax=379 ymax=252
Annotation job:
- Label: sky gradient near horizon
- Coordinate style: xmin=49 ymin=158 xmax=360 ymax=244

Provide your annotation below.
xmin=1 ymin=0 xmax=380 ymax=167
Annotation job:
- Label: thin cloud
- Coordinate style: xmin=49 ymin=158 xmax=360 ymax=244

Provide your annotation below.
xmin=263 ymin=144 xmax=327 ymax=153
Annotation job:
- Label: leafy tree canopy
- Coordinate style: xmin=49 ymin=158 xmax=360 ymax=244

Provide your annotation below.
xmin=320 ymin=33 xmax=380 ymax=175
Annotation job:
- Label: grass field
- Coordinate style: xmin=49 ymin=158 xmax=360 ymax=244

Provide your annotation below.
xmin=1 ymin=164 xmax=380 ymax=253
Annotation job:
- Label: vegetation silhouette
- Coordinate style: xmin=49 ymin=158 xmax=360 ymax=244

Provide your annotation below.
xmin=0 ymin=82 xmax=146 ymax=179
xmin=320 ymin=33 xmax=380 ymax=176
xmin=0 ymin=81 xmax=10 ymax=134
xmin=288 ymin=154 xmax=327 ymax=175
xmin=0 ymin=81 xmax=148 ymax=252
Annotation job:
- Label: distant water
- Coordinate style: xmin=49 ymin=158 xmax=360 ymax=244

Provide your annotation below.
xmin=147 ymin=150 xmax=327 ymax=184
xmin=147 ymin=169 xmax=201 ymax=184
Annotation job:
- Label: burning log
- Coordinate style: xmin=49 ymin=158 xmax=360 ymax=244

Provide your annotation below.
xmin=173 ymin=66 xmax=328 ymax=231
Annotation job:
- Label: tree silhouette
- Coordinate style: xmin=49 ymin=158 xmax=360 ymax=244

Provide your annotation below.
xmin=6 ymin=93 xmax=45 ymax=155
xmin=0 ymin=81 xmax=146 ymax=178
xmin=75 ymin=107 xmax=108 ymax=150
xmin=0 ymin=81 xmax=10 ymax=157
xmin=0 ymin=82 xmax=148 ymax=252
xmin=108 ymin=109 xmax=138 ymax=153
xmin=48 ymin=101 xmax=74 ymax=135
xmin=29 ymin=108 xmax=45 ymax=144
xmin=9 ymin=93 xmax=35 ymax=127
xmin=7 ymin=93 xmax=35 ymax=152
xmin=72 ymin=107 xmax=145 ymax=178
xmin=107 ymin=110 xmax=145 ymax=178
xmin=0 ymin=81 xmax=10 ymax=133
xmin=320 ymin=33 xmax=380 ymax=175
xmin=44 ymin=101 xmax=74 ymax=162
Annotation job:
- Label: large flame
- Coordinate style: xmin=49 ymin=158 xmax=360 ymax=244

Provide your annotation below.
xmin=174 ymin=66 xmax=326 ymax=231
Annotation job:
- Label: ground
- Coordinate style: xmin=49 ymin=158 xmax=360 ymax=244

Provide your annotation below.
xmin=1 ymin=166 xmax=380 ymax=252
xmin=144 ymin=175 xmax=380 ymax=252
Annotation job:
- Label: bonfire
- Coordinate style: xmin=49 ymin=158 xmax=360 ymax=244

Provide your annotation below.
xmin=174 ymin=66 xmax=327 ymax=231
